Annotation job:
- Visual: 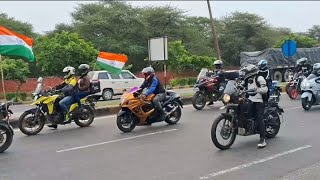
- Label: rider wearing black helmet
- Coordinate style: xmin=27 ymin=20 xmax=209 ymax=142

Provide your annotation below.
xmin=293 ymin=57 xmax=312 ymax=76
xmin=258 ymin=59 xmax=272 ymax=103
xmin=74 ymin=64 xmax=91 ymax=108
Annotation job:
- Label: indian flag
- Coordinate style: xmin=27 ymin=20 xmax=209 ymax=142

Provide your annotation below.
xmin=97 ymin=52 xmax=128 ymax=74
xmin=0 ymin=26 xmax=35 ymax=62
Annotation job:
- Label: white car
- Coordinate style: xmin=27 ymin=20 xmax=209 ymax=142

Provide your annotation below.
xmin=88 ymin=70 xmax=145 ymax=100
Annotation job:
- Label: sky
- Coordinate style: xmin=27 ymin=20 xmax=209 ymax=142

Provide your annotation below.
xmin=0 ymin=1 xmax=320 ymax=34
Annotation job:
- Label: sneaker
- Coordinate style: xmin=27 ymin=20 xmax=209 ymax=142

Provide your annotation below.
xmin=47 ymin=124 xmax=58 ymax=129
xmin=207 ymin=102 xmax=214 ymax=106
xmin=257 ymin=138 xmax=267 ymax=148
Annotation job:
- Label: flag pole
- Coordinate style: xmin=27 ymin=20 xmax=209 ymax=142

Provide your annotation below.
xmin=0 ymin=54 xmax=7 ymax=106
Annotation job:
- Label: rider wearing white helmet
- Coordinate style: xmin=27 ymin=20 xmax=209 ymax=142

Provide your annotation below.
xmin=139 ymin=66 xmax=166 ymax=123
xmin=312 ymin=63 xmax=320 ymax=77
xmin=240 ymin=64 xmax=268 ymax=148
xmin=48 ymin=66 xmax=77 ymax=129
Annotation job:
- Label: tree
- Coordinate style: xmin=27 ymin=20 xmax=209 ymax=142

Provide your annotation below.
xmin=33 ymin=32 xmax=98 ymax=76
xmin=0 ymin=12 xmax=37 ymax=37
xmin=274 ymin=33 xmax=318 ymax=48
xmin=167 ymin=41 xmax=214 ymax=74
xmin=2 ymin=59 xmax=30 ymax=101
xmin=307 ymin=25 xmax=320 ymax=41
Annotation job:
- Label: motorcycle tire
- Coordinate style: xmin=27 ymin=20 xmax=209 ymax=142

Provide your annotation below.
xmin=302 ymin=97 xmax=312 ymax=111
xmin=211 ymin=114 xmax=237 ymax=150
xmin=74 ymin=105 xmax=95 ymax=127
xmin=265 ymin=111 xmax=281 ymax=139
xmin=18 ymin=111 xmax=45 ymax=136
xmin=192 ymin=91 xmax=207 ymax=110
xmin=287 ymin=87 xmax=299 ymax=100
xmin=285 ymin=83 xmax=290 ymax=94
xmin=117 ymin=111 xmax=137 ymax=133
xmin=0 ymin=125 xmax=13 ymax=153
xmin=165 ymin=103 xmax=182 ymax=125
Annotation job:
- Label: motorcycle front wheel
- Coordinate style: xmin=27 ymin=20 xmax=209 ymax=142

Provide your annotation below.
xmin=192 ymin=91 xmax=207 ymax=110
xmin=302 ymin=97 xmax=313 ymax=111
xmin=0 ymin=125 xmax=13 ymax=153
xmin=74 ymin=105 xmax=95 ymax=127
xmin=117 ymin=111 xmax=137 ymax=133
xmin=18 ymin=111 xmax=45 ymax=136
xmin=211 ymin=114 xmax=237 ymax=150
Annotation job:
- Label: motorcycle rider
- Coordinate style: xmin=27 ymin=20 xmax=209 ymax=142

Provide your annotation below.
xmin=207 ymin=60 xmax=225 ymax=106
xmin=34 ymin=77 xmax=44 ymax=94
xmin=258 ymin=59 xmax=272 ymax=103
xmin=74 ymin=64 xmax=91 ymax=108
xmin=293 ymin=57 xmax=312 ymax=76
xmin=240 ymin=64 xmax=268 ymax=148
xmin=139 ymin=66 xmax=167 ymax=122
xmin=311 ymin=63 xmax=320 ymax=77
xmin=48 ymin=66 xmax=78 ymax=129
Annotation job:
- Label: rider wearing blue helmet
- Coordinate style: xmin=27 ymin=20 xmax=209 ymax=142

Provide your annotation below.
xmin=258 ymin=59 xmax=272 ymax=103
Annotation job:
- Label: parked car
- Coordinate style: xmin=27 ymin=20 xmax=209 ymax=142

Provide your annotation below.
xmin=88 ymin=70 xmax=144 ymax=100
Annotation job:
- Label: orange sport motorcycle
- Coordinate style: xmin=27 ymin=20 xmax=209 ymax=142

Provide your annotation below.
xmin=117 ymin=87 xmax=183 ymax=132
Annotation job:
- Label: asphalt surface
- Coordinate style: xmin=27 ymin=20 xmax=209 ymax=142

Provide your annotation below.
xmin=9 ymin=88 xmax=194 ymax=119
xmin=1 ymin=95 xmax=320 ymax=180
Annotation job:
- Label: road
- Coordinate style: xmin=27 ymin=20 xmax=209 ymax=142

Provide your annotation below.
xmin=1 ymin=95 xmax=320 ymax=180
xmin=9 ymin=88 xmax=194 ymax=119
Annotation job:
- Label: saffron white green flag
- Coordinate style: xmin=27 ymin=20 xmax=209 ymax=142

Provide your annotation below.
xmin=97 ymin=52 xmax=128 ymax=74
xmin=0 ymin=26 xmax=35 ymax=61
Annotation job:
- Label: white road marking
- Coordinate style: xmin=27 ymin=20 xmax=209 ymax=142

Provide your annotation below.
xmin=284 ymin=107 xmax=301 ymax=111
xmin=199 ymin=145 xmax=312 ymax=179
xmin=56 ymin=129 xmax=178 ymax=153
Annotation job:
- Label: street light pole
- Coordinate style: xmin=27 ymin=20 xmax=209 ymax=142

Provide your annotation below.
xmin=207 ymin=0 xmax=221 ymax=60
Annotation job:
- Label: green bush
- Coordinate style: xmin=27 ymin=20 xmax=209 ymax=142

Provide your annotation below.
xmin=19 ymin=92 xmax=28 ymax=101
xmin=4 ymin=92 xmax=30 ymax=102
xmin=170 ymin=77 xmax=197 ymax=87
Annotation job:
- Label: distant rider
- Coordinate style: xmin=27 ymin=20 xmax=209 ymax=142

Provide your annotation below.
xmin=207 ymin=60 xmax=225 ymax=106
xmin=311 ymin=63 xmax=320 ymax=77
xmin=293 ymin=57 xmax=312 ymax=77
xmin=74 ymin=64 xmax=91 ymax=109
xmin=240 ymin=64 xmax=268 ymax=148
xmin=48 ymin=66 xmax=78 ymax=129
xmin=258 ymin=59 xmax=272 ymax=103
xmin=139 ymin=67 xmax=167 ymax=122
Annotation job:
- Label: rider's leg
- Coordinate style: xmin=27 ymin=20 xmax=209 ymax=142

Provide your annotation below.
xmin=152 ymin=93 xmax=166 ymax=120
xmin=255 ymin=102 xmax=267 ymax=148
xmin=59 ymin=96 xmax=74 ymax=121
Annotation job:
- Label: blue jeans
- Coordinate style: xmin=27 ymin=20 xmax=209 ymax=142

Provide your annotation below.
xmin=59 ymin=96 xmax=74 ymax=114
xmin=74 ymin=92 xmax=90 ymax=106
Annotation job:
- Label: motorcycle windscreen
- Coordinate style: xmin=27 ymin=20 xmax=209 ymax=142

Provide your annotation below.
xmin=223 ymin=80 xmax=238 ymax=96
xmin=128 ymin=87 xmax=139 ymax=93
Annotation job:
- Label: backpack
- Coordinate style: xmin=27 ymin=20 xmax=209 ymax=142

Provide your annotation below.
xmin=90 ymin=80 xmax=101 ymax=94
xmin=243 ymin=75 xmax=270 ymax=103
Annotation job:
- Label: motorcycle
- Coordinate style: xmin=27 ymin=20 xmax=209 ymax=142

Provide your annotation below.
xmin=18 ymin=88 xmax=96 ymax=135
xmin=211 ymin=80 xmax=284 ymax=150
xmin=192 ymin=75 xmax=223 ymax=110
xmin=0 ymin=101 xmax=14 ymax=153
xmin=117 ymin=87 xmax=183 ymax=132
xmin=269 ymin=80 xmax=282 ymax=103
xmin=300 ymin=74 xmax=320 ymax=110
xmin=287 ymin=71 xmax=306 ymax=99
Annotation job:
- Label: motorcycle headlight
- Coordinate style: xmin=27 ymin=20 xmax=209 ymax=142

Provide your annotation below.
xmin=223 ymin=94 xmax=231 ymax=103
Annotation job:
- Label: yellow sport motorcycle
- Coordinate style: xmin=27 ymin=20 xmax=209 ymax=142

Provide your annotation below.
xmin=18 ymin=89 xmax=96 ymax=135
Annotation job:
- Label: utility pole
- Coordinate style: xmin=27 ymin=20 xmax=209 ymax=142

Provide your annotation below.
xmin=207 ymin=0 xmax=221 ymax=60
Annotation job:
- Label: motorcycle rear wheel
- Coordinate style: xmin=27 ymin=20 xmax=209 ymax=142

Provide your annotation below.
xmin=288 ymin=87 xmax=299 ymax=99
xmin=117 ymin=111 xmax=137 ymax=133
xmin=74 ymin=105 xmax=95 ymax=127
xmin=165 ymin=103 xmax=181 ymax=125
xmin=0 ymin=125 xmax=13 ymax=153
xmin=265 ymin=111 xmax=281 ymax=138
xmin=211 ymin=114 xmax=237 ymax=150
xmin=18 ymin=111 xmax=45 ymax=136
xmin=192 ymin=91 xmax=207 ymax=110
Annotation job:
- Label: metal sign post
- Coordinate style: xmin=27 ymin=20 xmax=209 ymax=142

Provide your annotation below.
xmin=282 ymin=39 xmax=297 ymax=70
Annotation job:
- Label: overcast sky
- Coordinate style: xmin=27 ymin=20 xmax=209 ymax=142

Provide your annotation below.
xmin=0 ymin=1 xmax=319 ymax=34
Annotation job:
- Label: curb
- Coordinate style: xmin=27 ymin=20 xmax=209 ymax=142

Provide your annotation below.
xmin=10 ymin=97 xmax=193 ymax=129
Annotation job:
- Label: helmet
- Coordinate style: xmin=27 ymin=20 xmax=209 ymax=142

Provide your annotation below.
xmin=298 ymin=57 xmax=308 ymax=65
xmin=141 ymin=66 xmax=154 ymax=80
xmin=62 ymin=66 xmax=76 ymax=79
xmin=258 ymin=59 xmax=268 ymax=71
xmin=78 ymin=64 xmax=90 ymax=76
xmin=239 ymin=64 xmax=259 ymax=80
xmin=37 ymin=77 xmax=43 ymax=83
xmin=313 ymin=63 xmax=320 ymax=74
xmin=213 ymin=60 xmax=223 ymax=69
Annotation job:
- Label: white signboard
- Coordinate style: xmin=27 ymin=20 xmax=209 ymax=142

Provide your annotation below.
xmin=148 ymin=37 xmax=168 ymax=61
